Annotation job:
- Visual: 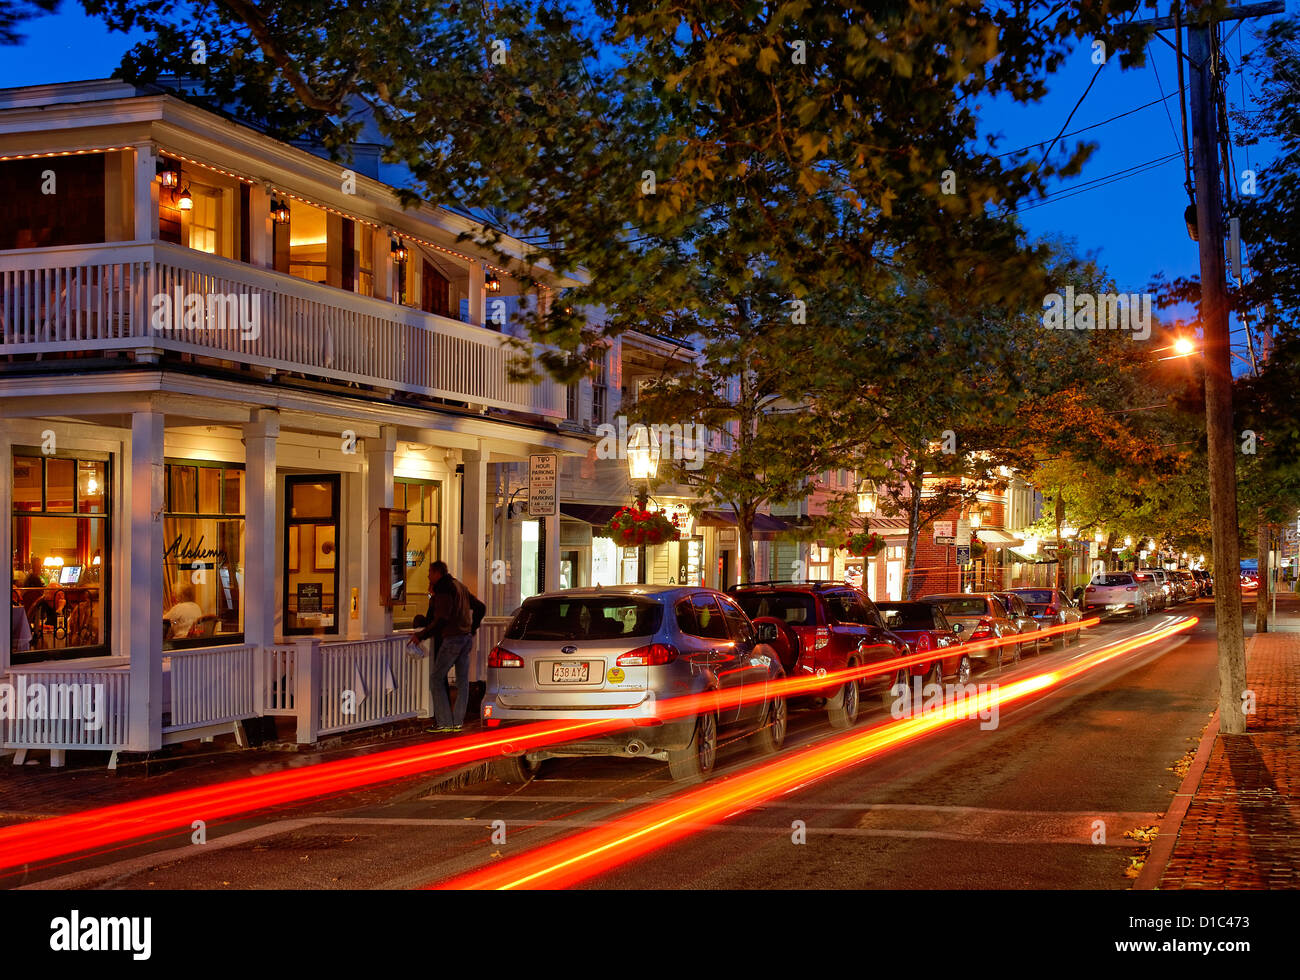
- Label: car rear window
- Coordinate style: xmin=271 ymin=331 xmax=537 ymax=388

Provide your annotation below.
xmin=877 ymin=603 xmax=934 ymax=629
xmin=930 ymin=597 xmax=988 ymax=618
xmin=1011 ymin=590 xmax=1055 ymax=604
xmin=1094 ymin=574 xmax=1134 ymax=586
xmin=733 ymin=592 xmax=817 ymax=626
xmin=506 ymin=597 xmax=663 ymax=641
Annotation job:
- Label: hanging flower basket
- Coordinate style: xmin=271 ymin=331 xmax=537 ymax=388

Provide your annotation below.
xmin=970 ymin=538 xmax=988 ymax=559
xmin=843 ymin=531 xmax=886 ymax=558
xmin=1117 ymin=547 xmax=1136 ymax=564
xmin=603 ymin=506 xmax=681 ymax=548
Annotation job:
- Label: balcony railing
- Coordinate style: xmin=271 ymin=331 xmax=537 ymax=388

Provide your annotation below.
xmin=0 ymin=241 xmax=564 ymax=418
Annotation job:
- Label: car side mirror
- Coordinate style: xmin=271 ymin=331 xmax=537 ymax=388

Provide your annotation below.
xmin=754 ymin=622 xmax=778 ymax=644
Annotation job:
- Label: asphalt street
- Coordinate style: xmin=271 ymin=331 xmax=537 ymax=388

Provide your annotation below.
xmin=15 ymin=599 xmax=1225 ymax=890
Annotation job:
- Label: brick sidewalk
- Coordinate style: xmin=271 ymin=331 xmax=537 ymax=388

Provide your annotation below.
xmin=1158 ymin=624 xmax=1300 ymax=889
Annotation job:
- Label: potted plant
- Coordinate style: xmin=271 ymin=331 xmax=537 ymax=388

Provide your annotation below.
xmin=843 ymin=531 xmax=886 ymax=557
xmin=602 ymin=506 xmax=681 ymax=548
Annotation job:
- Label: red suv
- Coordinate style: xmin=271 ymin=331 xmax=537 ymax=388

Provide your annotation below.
xmin=730 ymin=582 xmax=910 ymax=728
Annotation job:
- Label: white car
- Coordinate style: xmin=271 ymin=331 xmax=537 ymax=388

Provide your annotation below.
xmin=1082 ymin=572 xmax=1148 ymax=620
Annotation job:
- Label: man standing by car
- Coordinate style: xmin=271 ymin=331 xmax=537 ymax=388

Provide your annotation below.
xmin=408 ymin=561 xmax=476 ymax=734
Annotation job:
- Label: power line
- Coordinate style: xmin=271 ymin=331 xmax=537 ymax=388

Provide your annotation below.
xmin=1036 ymin=60 xmax=1107 ymax=169
xmin=994 ymin=91 xmax=1181 ymax=159
xmin=1003 ymin=152 xmax=1182 ymax=215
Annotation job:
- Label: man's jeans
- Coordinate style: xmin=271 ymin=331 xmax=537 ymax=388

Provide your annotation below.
xmin=431 ymin=632 xmax=474 ymax=728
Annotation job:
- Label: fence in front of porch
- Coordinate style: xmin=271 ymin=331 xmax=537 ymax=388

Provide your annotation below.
xmin=1 ymin=620 xmax=513 ymax=766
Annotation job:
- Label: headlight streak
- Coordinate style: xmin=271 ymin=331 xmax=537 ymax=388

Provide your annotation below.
xmin=0 ymin=616 xmax=1100 ymax=873
xmin=436 ymin=616 xmax=1198 ymax=891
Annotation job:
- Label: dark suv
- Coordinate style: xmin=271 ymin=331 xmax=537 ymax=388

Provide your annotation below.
xmin=730 ymin=581 xmax=910 ymax=728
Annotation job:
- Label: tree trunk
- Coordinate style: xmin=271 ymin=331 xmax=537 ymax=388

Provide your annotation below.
xmin=904 ymin=463 xmax=924 ymax=599
xmin=1256 ymin=515 xmax=1270 ymax=634
xmin=738 ymin=506 xmax=756 ymax=586
xmin=1054 ymin=490 xmax=1065 ymax=593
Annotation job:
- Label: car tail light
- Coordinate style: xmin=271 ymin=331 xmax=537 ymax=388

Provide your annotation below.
xmin=617 ymin=644 xmax=678 ymax=666
xmin=970 ymin=619 xmax=993 ymax=641
xmin=1085 ymin=586 xmax=1097 ymax=592
xmin=1125 ymin=586 xmax=1138 ymax=592
xmin=915 ymin=632 xmax=932 ymax=653
xmin=487 ymin=646 xmax=523 ymax=668
xmin=1046 ymin=603 xmax=1059 ymax=615
xmin=812 ymin=627 xmax=830 ymax=650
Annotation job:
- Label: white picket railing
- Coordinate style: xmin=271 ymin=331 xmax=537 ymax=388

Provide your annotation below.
xmin=263 ymin=644 xmax=298 ymax=715
xmin=316 ymin=635 xmax=425 ymax=736
xmin=0 ymin=667 xmax=131 ymax=750
xmin=163 ymin=644 xmax=259 ymax=734
xmin=0 ymin=242 xmax=564 ymax=417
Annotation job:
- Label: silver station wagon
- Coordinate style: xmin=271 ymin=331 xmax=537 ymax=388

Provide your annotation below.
xmin=482 ymin=586 xmax=787 ymax=783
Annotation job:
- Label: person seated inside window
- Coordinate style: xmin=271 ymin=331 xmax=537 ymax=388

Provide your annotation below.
xmin=11 ymin=588 xmax=31 ymax=653
xmin=26 ymin=586 xmax=67 ymax=638
xmin=164 ymin=585 xmax=203 ymax=639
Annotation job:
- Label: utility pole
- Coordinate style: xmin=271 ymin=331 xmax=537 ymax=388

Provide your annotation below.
xmin=1139 ymin=1 xmax=1284 ymax=734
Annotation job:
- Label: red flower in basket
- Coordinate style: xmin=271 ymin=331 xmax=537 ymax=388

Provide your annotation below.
xmin=603 ymin=506 xmax=681 ymax=548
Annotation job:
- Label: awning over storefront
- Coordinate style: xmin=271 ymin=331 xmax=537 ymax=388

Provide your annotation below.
xmin=851 ymin=515 xmax=910 ymax=536
xmin=559 ymin=503 xmax=624 ymax=526
xmin=976 ymin=528 xmax=1024 ymax=547
xmin=695 ymin=510 xmax=789 ymax=539
xmin=1007 ymin=549 xmax=1053 ymax=564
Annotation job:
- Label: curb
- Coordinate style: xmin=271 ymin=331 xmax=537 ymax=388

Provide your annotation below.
xmin=1133 ymin=633 xmax=1256 ymax=889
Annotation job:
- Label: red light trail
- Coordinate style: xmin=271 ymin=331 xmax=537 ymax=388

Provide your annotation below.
xmin=437 ymin=616 xmax=1197 ymax=890
xmin=0 ymin=615 xmax=1097 ymax=873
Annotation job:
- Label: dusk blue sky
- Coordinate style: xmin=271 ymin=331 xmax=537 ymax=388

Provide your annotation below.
xmin=0 ymin=2 xmax=1286 ymax=362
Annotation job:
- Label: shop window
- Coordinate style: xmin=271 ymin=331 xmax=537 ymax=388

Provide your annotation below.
xmin=162 ymin=462 xmax=245 ymax=647
xmin=11 ymin=453 xmax=111 ymax=663
xmin=284 ymin=476 xmax=340 ymax=635
xmin=392 ymin=479 xmax=442 ymax=627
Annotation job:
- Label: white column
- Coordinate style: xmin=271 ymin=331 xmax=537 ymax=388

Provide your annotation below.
xmin=468 ymin=261 xmax=486 ymax=326
xmin=461 ymin=448 xmax=488 ymax=682
xmin=0 ymin=429 xmax=11 ymax=671
xmin=243 ymin=410 xmax=279 ymax=648
xmin=132 ymin=144 xmax=159 ymax=243
xmin=363 ymin=426 xmax=396 ymax=638
xmin=249 ymin=184 xmax=274 ymax=269
xmin=127 ymin=411 xmax=164 ymax=751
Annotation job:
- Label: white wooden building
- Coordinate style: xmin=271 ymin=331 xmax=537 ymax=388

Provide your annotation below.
xmin=0 ymin=80 xmax=585 ymax=765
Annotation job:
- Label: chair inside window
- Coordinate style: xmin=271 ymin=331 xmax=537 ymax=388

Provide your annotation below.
xmin=190 ymin=615 xmax=220 ymax=638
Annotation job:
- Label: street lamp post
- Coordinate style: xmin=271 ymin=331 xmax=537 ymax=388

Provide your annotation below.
xmin=627 ymin=425 xmax=661 ymax=585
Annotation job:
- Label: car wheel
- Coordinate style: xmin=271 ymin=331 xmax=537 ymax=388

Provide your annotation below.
xmin=669 ymin=710 xmax=718 ymax=782
xmin=828 ymin=661 xmax=862 ymax=729
xmin=956 ymin=655 xmax=972 ymax=686
xmin=492 ymin=753 xmax=540 ymax=784
xmin=748 ymin=693 xmax=788 ymax=755
xmin=881 ymin=668 xmax=909 ymax=712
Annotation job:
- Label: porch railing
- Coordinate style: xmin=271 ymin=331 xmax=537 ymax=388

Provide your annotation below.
xmin=163 ymin=643 xmax=259 ymax=734
xmin=0 ymin=242 xmax=564 ymax=418
xmin=0 ymin=666 xmax=131 ymax=751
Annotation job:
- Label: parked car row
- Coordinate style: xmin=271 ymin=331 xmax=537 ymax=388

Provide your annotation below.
xmin=1083 ymin=567 xmax=1209 ymax=619
xmin=481 ymin=581 xmax=1095 ymax=786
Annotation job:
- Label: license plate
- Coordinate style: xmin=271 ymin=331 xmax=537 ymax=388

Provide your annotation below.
xmin=552 ymin=662 xmax=590 ymax=683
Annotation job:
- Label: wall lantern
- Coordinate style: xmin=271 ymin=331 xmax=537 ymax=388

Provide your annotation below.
xmin=485 ymin=273 xmax=502 ymax=293
xmin=271 ymin=199 xmax=291 ymax=224
xmin=176 ymin=185 xmax=194 ymax=211
xmin=390 ymin=238 xmax=408 ymax=262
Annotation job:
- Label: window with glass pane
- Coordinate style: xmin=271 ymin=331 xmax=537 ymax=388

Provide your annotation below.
xmin=11 ymin=452 xmax=111 ymax=662
xmin=285 ymin=476 xmax=340 ymax=635
xmin=162 ymin=462 xmax=245 ymax=646
xmin=392 ymin=479 xmax=441 ymax=627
